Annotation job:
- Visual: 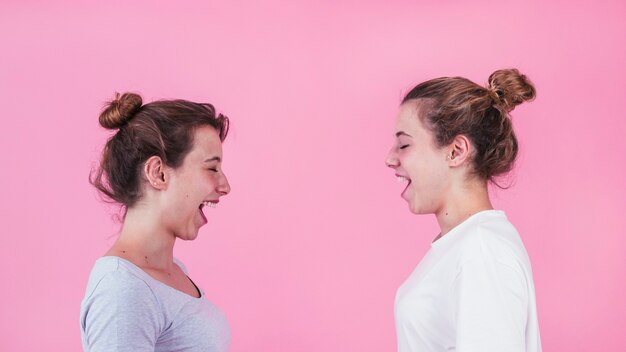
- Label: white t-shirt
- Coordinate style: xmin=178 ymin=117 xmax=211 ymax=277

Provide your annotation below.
xmin=80 ymin=256 xmax=230 ymax=352
xmin=395 ymin=210 xmax=541 ymax=352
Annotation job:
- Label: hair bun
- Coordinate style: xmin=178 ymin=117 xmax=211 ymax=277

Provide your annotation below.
xmin=487 ymin=69 xmax=536 ymax=112
xmin=99 ymin=92 xmax=143 ymax=129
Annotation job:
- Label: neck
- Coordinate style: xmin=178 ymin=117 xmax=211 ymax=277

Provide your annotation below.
xmin=434 ymin=180 xmax=493 ymax=241
xmin=111 ymin=205 xmax=177 ymax=270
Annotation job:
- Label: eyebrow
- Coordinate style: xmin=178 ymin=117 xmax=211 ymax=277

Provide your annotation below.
xmin=395 ymin=131 xmax=412 ymax=138
xmin=204 ymin=156 xmax=221 ymax=163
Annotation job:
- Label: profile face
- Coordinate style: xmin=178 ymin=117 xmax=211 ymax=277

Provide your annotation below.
xmin=162 ymin=126 xmax=231 ymax=240
xmin=386 ymin=102 xmax=450 ymax=215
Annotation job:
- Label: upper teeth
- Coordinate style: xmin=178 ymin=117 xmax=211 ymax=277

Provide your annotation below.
xmin=203 ymin=201 xmax=217 ymax=208
xmin=397 ymin=176 xmax=409 ymax=183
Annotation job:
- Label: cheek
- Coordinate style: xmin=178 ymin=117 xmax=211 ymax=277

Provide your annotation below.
xmin=169 ymin=183 xmax=195 ymax=210
xmin=402 ymin=155 xmax=424 ymax=178
xmin=405 ymin=156 xmax=444 ymax=188
xmin=201 ymin=176 xmax=218 ymax=192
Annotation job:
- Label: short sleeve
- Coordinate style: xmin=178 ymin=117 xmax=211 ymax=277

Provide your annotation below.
xmin=82 ymin=271 xmax=163 ymax=352
xmin=453 ymin=257 xmax=528 ymax=352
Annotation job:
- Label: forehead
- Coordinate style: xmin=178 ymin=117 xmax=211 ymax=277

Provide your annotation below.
xmin=187 ymin=126 xmax=223 ymax=159
xmin=395 ymin=101 xmax=429 ymax=136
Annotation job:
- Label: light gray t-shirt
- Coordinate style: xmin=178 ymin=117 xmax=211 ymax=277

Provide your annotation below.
xmin=80 ymin=256 xmax=230 ymax=352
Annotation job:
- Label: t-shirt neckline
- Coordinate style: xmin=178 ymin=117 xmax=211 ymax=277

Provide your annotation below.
xmin=98 ymin=256 xmax=204 ymax=300
xmin=431 ymin=209 xmax=505 ymax=248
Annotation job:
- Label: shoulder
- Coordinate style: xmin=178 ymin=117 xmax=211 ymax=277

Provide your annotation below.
xmin=83 ymin=257 xmax=159 ymax=305
xmin=453 ymin=211 xmax=528 ymax=270
xmin=450 ymin=214 xmax=531 ymax=296
xmin=81 ymin=257 xmax=164 ymax=331
xmin=81 ymin=258 xmax=167 ymax=350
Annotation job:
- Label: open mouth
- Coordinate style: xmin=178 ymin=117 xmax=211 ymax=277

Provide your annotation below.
xmin=198 ymin=201 xmax=218 ymax=223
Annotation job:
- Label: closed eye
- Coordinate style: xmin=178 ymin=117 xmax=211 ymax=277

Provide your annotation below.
xmin=399 ymin=144 xmax=409 ymax=150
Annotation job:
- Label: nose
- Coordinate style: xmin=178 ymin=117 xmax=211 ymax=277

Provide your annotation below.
xmin=385 ymin=149 xmax=399 ymax=169
xmin=217 ymin=173 xmax=231 ymax=196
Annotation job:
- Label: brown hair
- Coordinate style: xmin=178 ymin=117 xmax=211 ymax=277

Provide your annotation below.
xmin=91 ymin=92 xmax=229 ymax=208
xmin=402 ymin=68 xmax=536 ymax=184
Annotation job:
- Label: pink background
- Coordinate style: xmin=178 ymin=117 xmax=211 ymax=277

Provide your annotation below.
xmin=1 ymin=0 xmax=625 ymax=351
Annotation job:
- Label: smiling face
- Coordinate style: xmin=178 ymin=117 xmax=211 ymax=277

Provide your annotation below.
xmin=161 ymin=126 xmax=231 ymax=240
xmin=386 ymin=101 xmax=451 ymax=215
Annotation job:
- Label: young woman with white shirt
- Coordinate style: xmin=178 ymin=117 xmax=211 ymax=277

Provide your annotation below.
xmin=80 ymin=93 xmax=231 ymax=351
xmin=386 ymin=69 xmax=541 ymax=352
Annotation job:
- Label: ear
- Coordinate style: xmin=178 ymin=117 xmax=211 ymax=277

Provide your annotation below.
xmin=144 ymin=156 xmax=168 ymax=190
xmin=446 ymin=134 xmax=472 ymax=167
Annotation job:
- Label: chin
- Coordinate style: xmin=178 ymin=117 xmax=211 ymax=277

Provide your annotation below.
xmin=408 ymin=204 xmax=422 ymax=214
xmin=177 ymin=231 xmax=200 ymax=241
xmin=404 ymin=196 xmax=418 ymax=214
xmin=180 ymin=236 xmax=198 ymax=242
xmin=408 ymin=201 xmax=430 ymax=215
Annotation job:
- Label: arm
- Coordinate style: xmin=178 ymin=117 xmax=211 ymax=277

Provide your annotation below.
xmin=453 ymin=257 xmax=528 ymax=352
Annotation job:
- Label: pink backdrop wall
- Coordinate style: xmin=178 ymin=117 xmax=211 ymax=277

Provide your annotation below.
xmin=1 ymin=0 xmax=625 ymax=350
